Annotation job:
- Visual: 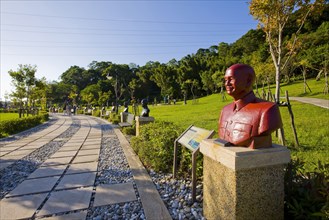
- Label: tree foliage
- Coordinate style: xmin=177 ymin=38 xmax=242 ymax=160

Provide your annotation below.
xmin=249 ymin=0 xmax=326 ymax=102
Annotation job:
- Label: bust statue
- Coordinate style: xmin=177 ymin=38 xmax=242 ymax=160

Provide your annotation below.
xmin=123 ymin=102 xmax=128 ymax=113
xmin=218 ymin=64 xmax=282 ymax=149
xmin=111 ymin=102 xmax=116 ymax=112
xmin=140 ymin=99 xmax=150 ymax=117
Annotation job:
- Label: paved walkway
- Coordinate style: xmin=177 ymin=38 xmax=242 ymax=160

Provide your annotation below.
xmin=0 ymin=114 xmax=171 ymax=220
xmin=289 ymin=97 xmax=329 ymax=109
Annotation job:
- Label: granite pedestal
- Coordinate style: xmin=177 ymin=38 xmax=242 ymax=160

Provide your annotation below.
xmin=120 ymin=112 xmax=128 ymax=123
xmin=135 ymin=116 xmax=155 ymax=136
xmin=200 ymin=139 xmax=290 ymax=220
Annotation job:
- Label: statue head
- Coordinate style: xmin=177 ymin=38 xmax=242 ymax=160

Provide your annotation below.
xmin=224 ymin=64 xmax=256 ymax=101
xmin=141 ymin=99 xmax=150 ymax=117
xmin=141 ymin=99 xmax=148 ymax=107
xmin=123 ymin=101 xmax=128 ymax=113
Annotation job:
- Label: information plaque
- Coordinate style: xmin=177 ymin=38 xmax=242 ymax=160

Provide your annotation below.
xmin=173 ymin=125 xmax=214 ymax=202
xmin=178 ymin=126 xmax=214 ymax=151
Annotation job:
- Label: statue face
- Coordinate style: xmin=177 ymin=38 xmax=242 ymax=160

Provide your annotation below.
xmin=224 ymin=68 xmax=250 ymax=100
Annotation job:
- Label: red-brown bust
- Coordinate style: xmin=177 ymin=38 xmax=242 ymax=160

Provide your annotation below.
xmin=218 ymin=64 xmax=282 ymax=149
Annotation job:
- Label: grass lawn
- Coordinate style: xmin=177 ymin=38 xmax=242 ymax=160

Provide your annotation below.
xmin=0 ymin=113 xmax=22 ymax=122
xmin=149 ymin=82 xmax=329 ymax=171
xmin=259 ymin=78 xmax=329 ymax=100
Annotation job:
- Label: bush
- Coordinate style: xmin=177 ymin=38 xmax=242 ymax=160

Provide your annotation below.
xmin=108 ymin=113 xmax=120 ymax=124
xmin=122 ymin=126 xmax=136 ymax=135
xmin=131 ymin=121 xmax=193 ymax=173
xmin=92 ymin=109 xmax=100 ymax=117
xmin=0 ymin=113 xmax=49 ymax=138
xmin=285 ymin=159 xmax=329 ymax=219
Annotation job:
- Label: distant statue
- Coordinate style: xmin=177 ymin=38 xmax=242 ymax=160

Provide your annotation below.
xmin=218 ymin=64 xmax=282 ymax=149
xmin=123 ymin=102 xmax=128 ymax=113
xmin=140 ymin=99 xmax=150 ymax=117
xmin=111 ymin=102 xmax=116 ymax=112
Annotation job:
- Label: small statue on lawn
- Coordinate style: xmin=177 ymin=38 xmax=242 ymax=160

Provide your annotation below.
xmin=141 ymin=99 xmax=150 ymax=117
xmin=123 ymin=102 xmax=129 ymax=113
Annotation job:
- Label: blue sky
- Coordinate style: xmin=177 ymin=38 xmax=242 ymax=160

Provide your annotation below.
xmin=0 ymin=0 xmax=258 ymax=101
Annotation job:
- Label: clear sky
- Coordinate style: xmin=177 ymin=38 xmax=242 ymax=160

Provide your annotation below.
xmin=0 ymin=0 xmax=258 ymax=101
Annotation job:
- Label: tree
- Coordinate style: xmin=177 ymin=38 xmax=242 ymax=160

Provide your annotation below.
xmin=298 ymin=22 xmax=329 ymax=94
xmin=80 ymin=84 xmax=101 ymax=107
xmin=30 ymin=77 xmax=49 ymax=110
xmin=136 ymin=61 xmax=161 ymax=99
xmin=60 ymin=66 xmax=86 ymax=91
xmin=97 ymin=91 xmax=110 ymax=107
xmin=249 ymin=0 xmax=325 ymax=102
xmin=177 ymin=55 xmax=202 ymax=103
xmin=8 ymin=64 xmax=37 ymax=113
xmin=150 ymin=64 xmax=177 ymax=99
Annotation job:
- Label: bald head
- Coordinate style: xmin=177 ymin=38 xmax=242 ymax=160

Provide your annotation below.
xmin=224 ymin=64 xmax=256 ymax=100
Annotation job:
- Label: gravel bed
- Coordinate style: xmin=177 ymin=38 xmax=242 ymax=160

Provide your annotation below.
xmin=87 ymin=121 xmax=145 ymax=220
xmin=0 ymin=119 xmax=80 ymax=199
xmin=149 ymin=171 xmax=205 ymax=220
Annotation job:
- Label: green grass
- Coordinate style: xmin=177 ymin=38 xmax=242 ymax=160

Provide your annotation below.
xmin=149 ymin=83 xmax=329 ymax=171
xmin=0 ymin=113 xmax=22 ymax=121
xmin=150 ymin=94 xmax=230 ymax=133
xmin=257 ymin=78 xmax=329 ymax=100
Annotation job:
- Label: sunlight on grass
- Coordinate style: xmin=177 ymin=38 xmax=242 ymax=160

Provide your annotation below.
xmin=260 ymin=79 xmax=329 ymax=100
xmin=0 ymin=113 xmax=21 ymax=122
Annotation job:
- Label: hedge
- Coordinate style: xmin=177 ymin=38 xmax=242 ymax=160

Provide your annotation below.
xmin=0 ymin=113 xmax=49 ymax=138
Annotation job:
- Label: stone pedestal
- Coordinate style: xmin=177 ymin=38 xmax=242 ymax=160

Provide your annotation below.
xmin=135 ymin=116 xmax=155 ymax=136
xmin=200 ymin=139 xmax=290 ymax=220
xmin=120 ymin=112 xmax=128 ymax=123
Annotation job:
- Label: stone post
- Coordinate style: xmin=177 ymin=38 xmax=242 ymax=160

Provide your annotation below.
xmin=200 ymin=139 xmax=290 ymax=220
xmin=120 ymin=112 xmax=128 ymax=123
xmin=135 ymin=116 xmax=155 ymax=136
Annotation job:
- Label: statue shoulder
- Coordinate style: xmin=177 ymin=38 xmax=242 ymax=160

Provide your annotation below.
xmin=254 ymin=100 xmax=278 ymax=110
xmin=223 ymin=102 xmax=235 ymax=110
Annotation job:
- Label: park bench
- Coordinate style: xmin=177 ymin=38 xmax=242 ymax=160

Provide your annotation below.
xmin=84 ymin=108 xmax=92 ymax=115
xmin=119 ymin=113 xmax=135 ymax=127
xmin=101 ymin=110 xmax=111 ymax=119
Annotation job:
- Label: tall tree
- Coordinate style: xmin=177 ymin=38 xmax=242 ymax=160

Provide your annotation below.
xmin=150 ymin=64 xmax=177 ymax=99
xmin=8 ymin=64 xmax=37 ymax=111
xmin=249 ymin=0 xmax=325 ymax=102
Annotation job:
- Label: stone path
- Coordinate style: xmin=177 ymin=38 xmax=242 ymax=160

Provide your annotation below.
xmin=289 ymin=97 xmax=329 ymax=109
xmin=0 ymin=114 xmax=171 ymax=220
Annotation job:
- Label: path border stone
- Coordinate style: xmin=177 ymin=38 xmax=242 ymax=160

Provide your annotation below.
xmin=114 ymin=128 xmax=172 ymax=220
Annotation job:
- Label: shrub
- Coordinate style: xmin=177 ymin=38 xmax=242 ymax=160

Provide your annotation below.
xmin=130 ymin=121 xmax=189 ymax=173
xmin=285 ymin=159 xmax=329 ymax=219
xmin=122 ymin=126 xmax=136 ymax=135
xmin=92 ymin=109 xmax=100 ymax=117
xmin=0 ymin=113 xmax=49 ymax=138
xmin=108 ymin=113 xmax=120 ymax=124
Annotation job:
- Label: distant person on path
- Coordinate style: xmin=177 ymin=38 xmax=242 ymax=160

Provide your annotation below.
xmin=218 ymin=64 xmax=282 ymax=149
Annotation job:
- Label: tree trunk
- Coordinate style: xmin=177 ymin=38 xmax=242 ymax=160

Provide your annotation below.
xmin=183 ymin=92 xmax=187 ymax=105
xmin=324 ymin=69 xmax=328 ymax=95
xmin=303 ymin=67 xmax=312 ymax=93
xmin=275 ymin=67 xmax=281 ymax=103
xmin=285 ymin=91 xmax=299 ymax=147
